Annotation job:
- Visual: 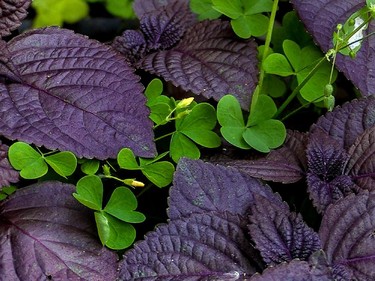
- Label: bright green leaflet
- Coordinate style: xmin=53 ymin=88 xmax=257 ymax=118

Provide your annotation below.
xmin=80 ymin=159 xmax=100 ymax=175
xmin=8 ymin=142 xmax=48 ymax=179
xmin=145 ymin=78 xmax=163 ymax=101
xmin=106 ymin=0 xmax=135 ymax=19
xmin=212 ymin=0 xmax=243 ymax=19
xmin=103 ymin=187 xmax=145 ymax=223
xmin=95 ymin=212 xmax=136 ymax=249
xmin=32 ymin=0 xmax=89 ymax=27
xmin=170 ymin=132 xmax=201 ymax=162
xmin=0 ymin=186 xmax=17 ymax=201
xmin=217 ymin=95 xmax=251 ymax=149
xmin=231 ymin=14 xmax=269 ymax=38
xmin=247 ymin=95 xmax=277 ymax=126
xmin=189 ymin=0 xmax=221 ymax=20
xmin=117 ymin=148 xmax=174 ymax=188
xmin=262 ymin=53 xmax=295 ymax=77
xmin=260 ymin=75 xmax=287 ymax=98
xmin=44 ymin=151 xmax=77 ymax=178
xmin=74 ymin=175 xmax=103 ymax=211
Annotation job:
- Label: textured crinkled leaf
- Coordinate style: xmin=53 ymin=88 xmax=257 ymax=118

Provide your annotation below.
xmin=168 ymin=158 xmax=279 ymax=220
xmin=311 ymin=97 xmax=375 ymax=149
xmin=140 ymin=0 xmax=196 ymax=51
xmin=249 ymin=259 xmax=333 ymax=281
xmin=133 ymin=0 xmax=188 ymax=18
xmin=0 ymin=141 xmax=19 ymax=188
xmin=306 ymin=130 xmax=357 ymax=213
xmin=0 ymin=27 xmax=155 ymax=159
xmin=319 ymin=191 xmax=375 ymax=280
xmin=0 ymin=0 xmax=31 ymax=37
xmin=222 ymin=130 xmax=308 ymax=183
xmin=292 ymin=0 xmax=375 ymax=96
xmin=0 ymin=181 xmax=117 ymax=280
xmin=112 ymin=30 xmax=147 ymax=63
xmin=137 ymin=20 xmax=258 ymax=110
xmin=249 ymin=195 xmax=321 ymax=266
xmin=346 ymin=126 xmax=375 ymax=189
xmin=119 ymin=212 xmax=262 ymax=280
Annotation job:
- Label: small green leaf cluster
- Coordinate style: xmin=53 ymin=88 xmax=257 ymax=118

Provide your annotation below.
xmin=8 ymin=142 xmax=77 ymax=179
xmin=32 ymin=0 xmax=89 ymax=28
xmin=146 ymin=79 xmax=221 ymax=163
xmin=217 ymin=94 xmax=286 ymax=153
xmin=190 ymin=0 xmax=273 ymax=38
xmin=73 ymin=175 xmax=144 ymax=249
xmin=263 ymin=40 xmax=337 ymax=103
xmin=117 ymin=148 xmax=174 ymax=188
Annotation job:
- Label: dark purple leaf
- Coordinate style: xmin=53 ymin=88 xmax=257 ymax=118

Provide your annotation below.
xmin=225 ymin=130 xmax=308 ymax=183
xmin=112 ymin=30 xmax=147 ymax=63
xmin=346 ymin=127 xmax=375 ymax=189
xmin=0 ymin=27 xmax=156 ymax=159
xmin=311 ymin=97 xmax=375 ymax=150
xmin=0 ymin=0 xmax=31 ymax=38
xmin=306 ymin=130 xmax=357 ymax=213
xmin=168 ymin=158 xmax=278 ymax=220
xmin=319 ymin=191 xmax=375 ymax=280
xmin=137 ymin=20 xmax=258 ymax=109
xmin=0 ymin=181 xmax=117 ymax=280
xmin=292 ymin=0 xmax=375 ymax=96
xmin=249 ymin=259 xmax=333 ymax=281
xmin=248 ymin=195 xmax=321 ymax=266
xmin=139 ymin=0 xmax=196 ymax=51
xmin=0 ymin=141 xmax=18 ymax=188
xmin=119 ymin=212 xmax=262 ymax=280
xmin=133 ymin=0 xmax=188 ymax=18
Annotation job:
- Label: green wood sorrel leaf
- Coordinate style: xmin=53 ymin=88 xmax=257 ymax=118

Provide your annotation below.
xmin=103 ymin=187 xmax=145 ymax=223
xmin=263 ymin=53 xmax=295 ymax=77
xmin=141 ymin=162 xmax=175 ymax=188
xmin=95 ymin=211 xmax=136 ymax=250
xmin=177 ymin=103 xmax=221 ymax=148
xmin=117 ymin=148 xmax=139 ymax=170
xmin=218 ymin=95 xmax=286 ymax=152
xmin=44 ymin=151 xmax=77 ymax=178
xmin=145 ymin=78 xmax=163 ymax=101
xmin=217 ymin=95 xmax=251 ymax=149
xmin=73 ymin=175 xmax=103 ymax=211
xmin=80 ymin=159 xmax=100 ymax=175
xmin=212 ymin=0 xmax=243 ymax=19
xmin=8 ymin=142 xmax=48 ymax=179
xmin=145 ymin=79 xmax=172 ymax=125
xmin=189 ymin=0 xmax=221 ymax=20
xmin=170 ymin=132 xmax=201 ymax=162
xmin=118 ymin=148 xmax=174 ymax=187
xmin=105 ymin=0 xmax=135 ymax=19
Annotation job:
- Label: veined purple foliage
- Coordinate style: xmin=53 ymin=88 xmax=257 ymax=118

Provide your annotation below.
xmin=0 ymin=0 xmax=31 ymax=38
xmin=0 ymin=27 xmax=156 ymax=159
xmin=248 ymin=194 xmax=321 ymax=265
xmin=0 ymin=181 xmax=118 ymax=280
xmin=0 ymin=141 xmax=18 ymax=188
xmin=292 ymin=0 xmax=375 ymax=96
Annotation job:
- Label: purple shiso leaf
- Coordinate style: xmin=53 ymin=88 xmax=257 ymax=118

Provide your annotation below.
xmin=0 ymin=181 xmax=117 ymax=280
xmin=306 ymin=130 xmax=357 ymax=213
xmin=0 ymin=27 xmax=156 ymax=159
xmin=140 ymin=0 xmax=196 ymax=51
xmin=346 ymin=126 xmax=375 ymax=189
xmin=0 ymin=141 xmax=19 ymax=188
xmin=133 ymin=0 xmax=188 ymax=18
xmin=0 ymin=0 xmax=31 ymax=38
xmin=224 ymin=130 xmax=308 ymax=184
xmin=292 ymin=0 xmax=375 ymax=96
xmin=112 ymin=30 xmax=147 ymax=63
xmin=168 ymin=158 xmax=279 ymax=220
xmin=119 ymin=212 xmax=262 ymax=280
xmin=311 ymin=97 xmax=375 ymax=150
xmin=249 ymin=259 xmax=334 ymax=281
xmin=248 ymin=194 xmax=321 ymax=266
xmin=319 ymin=191 xmax=375 ymax=280
xmin=137 ymin=20 xmax=258 ymax=110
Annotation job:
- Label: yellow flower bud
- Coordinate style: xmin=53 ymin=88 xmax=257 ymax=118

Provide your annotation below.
xmin=176 ymin=97 xmax=194 ymax=109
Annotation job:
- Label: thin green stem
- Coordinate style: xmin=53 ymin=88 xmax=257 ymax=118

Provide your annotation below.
xmin=275 ymin=56 xmax=327 ymax=118
xmin=253 ymin=0 xmax=279 ymax=109
xmin=154 ymin=131 xmax=174 ymax=142
xmin=136 ymin=183 xmax=153 ymax=198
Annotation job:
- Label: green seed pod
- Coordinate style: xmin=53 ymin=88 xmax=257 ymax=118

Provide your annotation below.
xmin=324 ymin=95 xmax=335 ymax=111
xmin=324 ymin=84 xmax=334 ymax=97
xmin=348 ymin=18 xmax=355 ymax=26
xmin=336 ymin=24 xmax=343 ymax=31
